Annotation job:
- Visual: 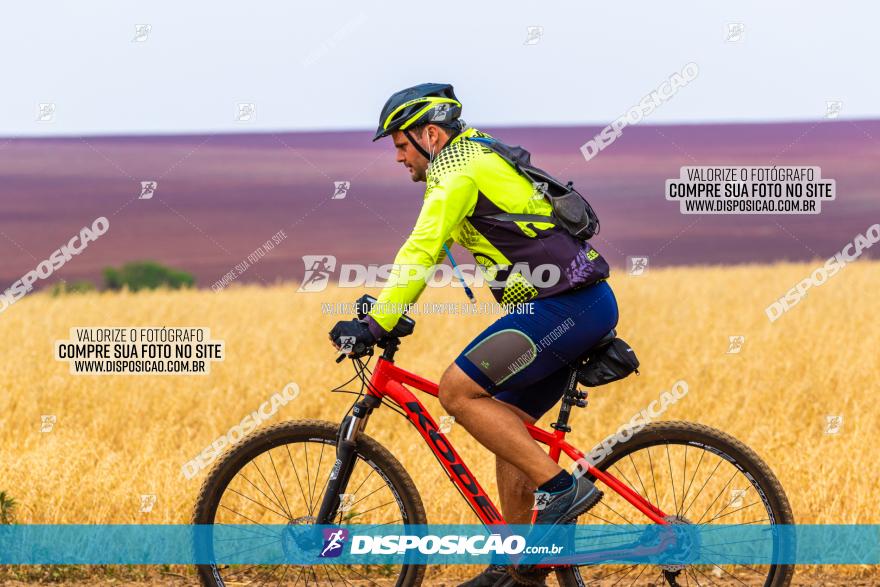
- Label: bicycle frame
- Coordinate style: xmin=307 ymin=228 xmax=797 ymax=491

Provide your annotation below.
xmin=316 ymin=349 xmax=670 ymax=530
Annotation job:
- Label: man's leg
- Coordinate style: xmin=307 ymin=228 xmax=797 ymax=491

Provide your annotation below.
xmin=494 ymin=402 xmax=540 ymax=525
xmin=438 ymin=363 xmax=562 ymax=488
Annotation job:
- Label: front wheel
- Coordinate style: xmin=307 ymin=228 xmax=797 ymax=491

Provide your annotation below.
xmin=556 ymin=421 xmax=795 ymax=587
xmin=192 ymin=419 xmax=427 ymax=586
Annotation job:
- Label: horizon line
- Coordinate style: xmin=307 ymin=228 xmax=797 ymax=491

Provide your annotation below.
xmin=2 ymin=117 xmax=876 ymax=141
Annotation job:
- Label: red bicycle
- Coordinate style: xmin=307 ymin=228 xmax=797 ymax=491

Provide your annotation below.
xmin=193 ymin=297 xmax=794 ymax=586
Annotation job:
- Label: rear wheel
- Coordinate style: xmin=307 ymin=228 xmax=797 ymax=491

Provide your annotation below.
xmin=555 ymin=421 xmax=794 ymax=587
xmin=192 ymin=419 xmax=427 ymax=586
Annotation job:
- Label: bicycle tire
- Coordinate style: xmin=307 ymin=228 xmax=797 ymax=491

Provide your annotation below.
xmin=555 ymin=421 xmax=795 ymax=587
xmin=192 ymin=419 xmax=428 ymax=586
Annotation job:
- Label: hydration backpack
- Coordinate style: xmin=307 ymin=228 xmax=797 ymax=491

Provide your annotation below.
xmin=467 ymin=136 xmax=601 ymax=240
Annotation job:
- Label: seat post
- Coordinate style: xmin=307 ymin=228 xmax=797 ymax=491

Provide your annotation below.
xmin=551 ymin=368 xmax=584 ymax=433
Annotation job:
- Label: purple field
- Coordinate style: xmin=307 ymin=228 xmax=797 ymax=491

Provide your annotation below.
xmin=1 ymin=120 xmax=878 ymax=289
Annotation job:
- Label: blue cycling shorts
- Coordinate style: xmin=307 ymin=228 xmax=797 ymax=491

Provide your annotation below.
xmin=454 ymin=280 xmax=619 ymax=420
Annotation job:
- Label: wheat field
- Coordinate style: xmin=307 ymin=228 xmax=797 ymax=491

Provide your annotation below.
xmin=1 ymin=261 xmax=878 ymax=583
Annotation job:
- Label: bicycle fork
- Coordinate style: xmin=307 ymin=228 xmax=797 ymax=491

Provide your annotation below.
xmin=315 ymin=395 xmax=381 ymax=524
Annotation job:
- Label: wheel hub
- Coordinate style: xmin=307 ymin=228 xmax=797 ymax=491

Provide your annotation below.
xmin=658 ymin=514 xmax=695 ymax=573
xmin=282 ymin=515 xmax=320 ymax=559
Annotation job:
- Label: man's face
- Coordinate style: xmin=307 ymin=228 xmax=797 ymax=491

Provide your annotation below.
xmin=390 ymin=128 xmax=437 ymax=182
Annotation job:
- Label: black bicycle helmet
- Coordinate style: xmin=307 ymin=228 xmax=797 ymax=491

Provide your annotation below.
xmin=373 ymin=82 xmax=463 ymax=142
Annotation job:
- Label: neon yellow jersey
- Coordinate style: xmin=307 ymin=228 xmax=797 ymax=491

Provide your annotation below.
xmin=367 ymin=127 xmax=609 ymax=334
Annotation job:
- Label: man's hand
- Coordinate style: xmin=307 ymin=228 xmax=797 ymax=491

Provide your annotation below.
xmin=329 ymin=319 xmax=376 ymax=356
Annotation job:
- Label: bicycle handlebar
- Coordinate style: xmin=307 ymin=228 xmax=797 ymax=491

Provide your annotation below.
xmin=334 ymin=295 xmax=416 ymax=362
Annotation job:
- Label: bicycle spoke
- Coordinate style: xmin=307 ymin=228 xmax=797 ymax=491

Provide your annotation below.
xmin=340 ymin=563 xmax=384 ymax=587
xmin=302 ymin=443 xmax=313 ymax=515
xmin=628 ymin=454 xmax=651 ymax=505
xmin=274 ymin=564 xmax=291 ymax=587
xmin=349 ymin=499 xmax=397 ymax=518
xmin=647 ymin=447 xmax=660 ymax=509
xmin=309 ymin=566 xmax=321 ymax=585
xmin=251 ymin=563 xmax=281 ymax=586
xmin=611 ymin=464 xmax=642 ymax=501
xmin=689 ymin=566 xmax=720 ymax=587
xmin=711 ymin=562 xmax=751 ymax=586
xmin=702 ymin=484 xmax=753 ymax=524
xmin=218 ymin=504 xmax=279 ymax=532
xmin=347 ymin=481 xmax=389 ymax=509
xmin=666 ymin=445 xmax=677 ymax=520
xmin=357 ymin=517 xmax=404 ymax=531
xmin=580 ymin=564 xmax=636 ymax=585
xmin=697 ymin=518 xmax=770 ymax=534
xmin=680 ymin=460 xmax=722 ymax=518
xmin=626 ymin=564 xmax=647 ymax=585
xmin=213 ymin=534 xmax=281 ymax=561
xmin=224 ymin=564 xmax=272 ymax=579
xmin=699 ymin=535 xmax=775 ymax=552
xmin=695 ymin=470 xmax=738 ymax=524
xmin=583 ymin=510 xmax=619 ymax=525
xmin=227 ymin=487 xmax=290 ymax=520
xmin=727 ymin=563 xmax=767 ymax=576
xmin=705 ymin=500 xmax=762 ymax=524
xmin=678 ymin=449 xmax=705 ymax=519
xmin=237 ymin=471 xmax=290 ymax=519
xmin=309 ymin=442 xmax=326 ymax=517
xmin=349 ymin=467 xmax=375 ymax=497
xmin=269 ymin=449 xmax=294 ymax=520
xmin=609 ymin=564 xmax=638 ymax=586
xmin=596 ymin=497 xmax=634 ymax=525
xmin=330 ymin=564 xmax=354 ymax=586
xmin=252 ymin=459 xmax=292 ymax=521
xmin=213 ymin=521 xmax=280 ymax=541
xmin=679 ymin=445 xmax=687 ymax=516
xmin=285 ymin=444 xmax=311 ymax=515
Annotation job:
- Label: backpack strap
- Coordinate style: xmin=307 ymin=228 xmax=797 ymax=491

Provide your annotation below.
xmin=468 ymin=136 xmax=558 ymax=225
xmin=482 ymin=212 xmax=556 ymax=223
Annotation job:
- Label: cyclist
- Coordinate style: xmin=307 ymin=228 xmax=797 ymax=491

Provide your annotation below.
xmin=329 ymin=83 xmax=619 ymax=586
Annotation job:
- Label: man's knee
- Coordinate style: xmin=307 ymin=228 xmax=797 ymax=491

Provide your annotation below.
xmin=438 ymin=363 xmax=485 ymax=415
xmin=438 ymin=364 xmax=461 ymax=413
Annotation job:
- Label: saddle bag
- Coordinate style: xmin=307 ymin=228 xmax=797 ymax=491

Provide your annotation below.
xmin=577 ymin=337 xmax=640 ymax=387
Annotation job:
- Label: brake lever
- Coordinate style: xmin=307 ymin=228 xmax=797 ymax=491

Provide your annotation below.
xmin=334 ymin=341 xmax=371 ymax=363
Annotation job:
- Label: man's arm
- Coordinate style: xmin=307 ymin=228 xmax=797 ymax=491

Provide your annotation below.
xmin=365 ymin=172 xmax=478 ymax=337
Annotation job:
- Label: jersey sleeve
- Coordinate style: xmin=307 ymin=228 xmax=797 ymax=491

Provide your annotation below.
xmin=367 ymin=171 xmax=478 ymax=334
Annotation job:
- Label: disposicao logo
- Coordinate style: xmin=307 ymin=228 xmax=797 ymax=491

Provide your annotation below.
xmin=319 ymin=528 xmax=348 ymax=558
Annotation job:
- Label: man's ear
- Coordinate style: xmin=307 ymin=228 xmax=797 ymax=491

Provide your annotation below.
xmin=427 ymin=124 xmax=446 ymax=147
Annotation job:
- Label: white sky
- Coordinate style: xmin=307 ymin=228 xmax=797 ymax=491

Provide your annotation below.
xmin=2 ymin=1 xmax=877 ymax=136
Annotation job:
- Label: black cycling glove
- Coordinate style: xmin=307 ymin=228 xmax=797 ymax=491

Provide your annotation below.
xmin=329 ymin=319 xmax=376 ymax=356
